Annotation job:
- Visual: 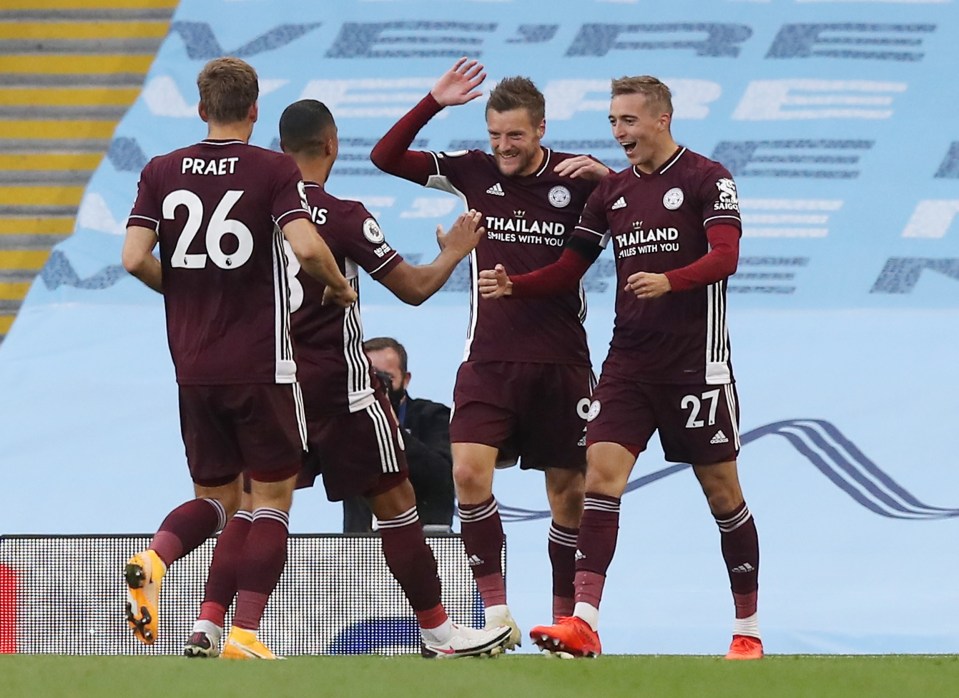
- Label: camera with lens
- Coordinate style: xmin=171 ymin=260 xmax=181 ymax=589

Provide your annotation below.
xmin=374 ymin=369 xmax=404 ymax=412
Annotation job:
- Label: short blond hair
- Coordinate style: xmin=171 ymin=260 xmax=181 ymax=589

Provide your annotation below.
xmin=611 ymin=75 xmax=673 ymax=116
xmin=196 ymin=57 xmax=259 ymax=124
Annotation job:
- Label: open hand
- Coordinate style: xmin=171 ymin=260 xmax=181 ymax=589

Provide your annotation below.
xmin=431 ymin=57 xmax=486 ymax=107
xmin=553 ymin=155 xmax=611 ymax=181
xmin=437 ymin=209 xmax=485 ymax=258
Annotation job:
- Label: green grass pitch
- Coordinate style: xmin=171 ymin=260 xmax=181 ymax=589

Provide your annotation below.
xmin=2 ymin=654 xmax=958 ymax=698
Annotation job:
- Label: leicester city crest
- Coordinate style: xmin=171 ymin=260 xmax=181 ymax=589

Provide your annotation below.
xmin=548 ymin=185 xmax=571 ymax=208
xmin=663 ymin=187 xmax=684 ymax=210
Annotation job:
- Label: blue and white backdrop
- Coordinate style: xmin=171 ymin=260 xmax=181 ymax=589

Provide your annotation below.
xmin=1 ymin=0 xmax=957 ymax=654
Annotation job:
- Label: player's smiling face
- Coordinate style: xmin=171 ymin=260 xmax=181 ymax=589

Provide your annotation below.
xmin=609 ymin=93 xmax=670 ymax=172
xmin=486 ymin=107 xmax=545 ymax=178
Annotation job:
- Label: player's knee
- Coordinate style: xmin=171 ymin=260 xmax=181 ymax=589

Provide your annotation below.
xmin=697 ymin=466 xmax=743 ymax=515
xmin=195 ymin=480 xmax=242 ymax=518
xmin=452 ymin=460 xmax=492 ymax=499
xmin=547 ymin=482 xmax=584 ymax=519
xmin=550 ymin=498 xmax=583 ymax=528
xmin=369 ymin=479 xmax=416 ymax=520
xmin=705 ymin=489 xmax=742 ymax=516
xmin=556 ymin=485 xmax=584 ymax=507
xmin=584 ymin=464 xmax=629 ymax=497
xmin=218 ymin=495 xmax=240 ymax=519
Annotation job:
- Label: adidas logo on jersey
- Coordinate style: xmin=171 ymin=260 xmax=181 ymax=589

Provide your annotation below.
xmin=731 ymin=563 xmax=755 ymax=574
xmin=710 ymin=430 xmax=729 ymax=444
xmin=611 ymin=196 xmax=627 ymax=210
xmin=486 ymin=183 xmax=505 ymax=196
xmin=467 ymin=554 xmax=484 ymax=567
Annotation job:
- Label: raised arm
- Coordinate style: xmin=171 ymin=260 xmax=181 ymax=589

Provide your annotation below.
xmin=371 ymin=57 xmax=486 ymax=184
xmin=379 ymin=210 xmax=485 ymax=305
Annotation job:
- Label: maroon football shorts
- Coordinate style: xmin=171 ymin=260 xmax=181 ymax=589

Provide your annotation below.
xmin=178 ymin=383 xmax=307 ymax=487
xmin=302 ymin=388 xmax=409 ymax=502
xmin=449 ymin=360 xmax=593 ymax=471
xmin=586 ymin=374 xmax=741 ymax=465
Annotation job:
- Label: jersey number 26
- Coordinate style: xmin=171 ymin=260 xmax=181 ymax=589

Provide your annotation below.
xmin=164 ymin=189 xmax=253 ymax=270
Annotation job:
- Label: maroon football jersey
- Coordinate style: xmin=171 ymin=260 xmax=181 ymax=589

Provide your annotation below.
xmin=288 ymin=182 xmax=403 ymax=416
xmin=426 ymin=148 xmax=594 ymax=365
xmin=573 ymin=147 xmax=742 ymax=385
xmin=127 ymin=139 xmax=311 ymax=385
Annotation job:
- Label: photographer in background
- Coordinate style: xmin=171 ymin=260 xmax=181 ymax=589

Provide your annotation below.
xmin=342 ymin=337 xmax=455 ymax=533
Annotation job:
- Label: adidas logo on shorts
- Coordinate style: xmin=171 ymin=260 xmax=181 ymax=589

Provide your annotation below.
xmin=710 ymin=430 xmax=729 ymax=444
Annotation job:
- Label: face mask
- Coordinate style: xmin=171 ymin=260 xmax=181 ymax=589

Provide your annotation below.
xmin=374 ymin=369 xmax=405 ymax=411
xmin=388 ymin=386 xmax=407 ymax=412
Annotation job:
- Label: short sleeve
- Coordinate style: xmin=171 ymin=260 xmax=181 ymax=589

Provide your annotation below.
xmin=126 ymin=158 xmax=161 ymax=230
xmin=271 ymin=155 xmax=311 ymax=227
xmin=341 ymin=204 xmax=403 ymax=279
xmin=572 ymin=181 xmax=611 ymax=250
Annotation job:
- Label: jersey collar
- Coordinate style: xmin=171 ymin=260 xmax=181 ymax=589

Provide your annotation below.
xmin=631 ymin=145 xmax=686 ymax=178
